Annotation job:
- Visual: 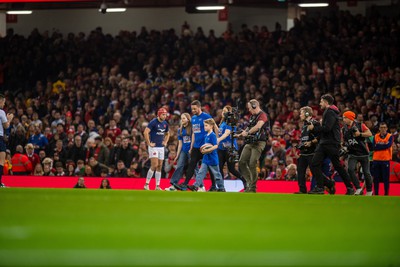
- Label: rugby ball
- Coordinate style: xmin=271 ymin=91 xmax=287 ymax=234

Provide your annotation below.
xmin=200 ymin=143 xmax=213 ymax=154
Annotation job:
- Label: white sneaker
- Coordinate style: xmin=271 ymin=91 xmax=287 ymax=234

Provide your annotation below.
xmin=366 ymin=191 xmax=373 ymax=196
xmin=164 ymin=185 xmax=177 ymax=191
xmin=155 ymin=186 xmax=163 ymax=191
xmin=198 ymin=186 xmax=206 ymax=192
xmin=354 ymin=188 xmax=363 ymax=195
xmin=144 ymin=184 xmax=149 ymax=190
xmin=0 ymin=183 xmax=6 ymax=188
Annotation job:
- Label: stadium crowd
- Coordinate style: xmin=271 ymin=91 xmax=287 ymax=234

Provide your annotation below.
xmin=0 ymin=10 xmax=399 ymax=191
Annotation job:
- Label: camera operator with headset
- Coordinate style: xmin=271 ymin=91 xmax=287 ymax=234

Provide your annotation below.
xmin=216 ymin=105 xmax=247 ymax=191
xmin=235 ymin=99 xmax=269 ymax=193
xmin=295 ymin=106 xmax=320 ymax=194
xmin=342 ymin=111 xmax=373 ymax=195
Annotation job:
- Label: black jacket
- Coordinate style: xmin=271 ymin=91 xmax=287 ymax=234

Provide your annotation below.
xmin=312 ymin=105 xmax=341 ymax=145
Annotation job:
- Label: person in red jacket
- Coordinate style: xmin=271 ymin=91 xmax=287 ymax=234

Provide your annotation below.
xmin=25 ymin=143 xmax=40 ymax=174
xmin=11 ymin=145 xmax=33 ymax=175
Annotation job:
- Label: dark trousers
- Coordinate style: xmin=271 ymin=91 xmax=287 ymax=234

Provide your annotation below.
xmin=297 ymin=154 xmax=313 ymax=193
xmin=310 ymin=143 xmax=352 ymax=189
xmin=217 ymin=149 xmax=246 ymax=187
xmin=348 ymin=155 xmax=373 ymax=191
xmin=372 ymin=160 xmax=390 ymax=195
xmin=182 ymin=147 xmax=214 ymax=185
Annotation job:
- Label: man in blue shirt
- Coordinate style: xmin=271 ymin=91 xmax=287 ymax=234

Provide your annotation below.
xmin=143 ymin=108 xmax=170 ymax=190
xmin=176 ymin=100 xmax=217 ymax=191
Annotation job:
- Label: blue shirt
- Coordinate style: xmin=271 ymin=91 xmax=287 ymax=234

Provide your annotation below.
xmin=147 ymin=118 xmax=169 ymax=147
xmin=178 ymin=128 xmax=191 ymax=153
xmin=218 ymin=121 xmax=238 ymax=150
xmin=191 ymin=112 xmax=212 ymax=148
xmin=202 ymin=132 xmax=219 ymax=166
xmin=28 ymin=133 xmax=49 ymax=152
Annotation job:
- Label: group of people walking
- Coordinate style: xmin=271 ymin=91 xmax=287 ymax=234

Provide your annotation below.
xmin=143 ymin=94 xmax=393 ymax=196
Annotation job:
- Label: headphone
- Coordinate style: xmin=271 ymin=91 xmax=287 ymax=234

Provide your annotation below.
xmin=249 ymin=101 xmax=257 ymax=109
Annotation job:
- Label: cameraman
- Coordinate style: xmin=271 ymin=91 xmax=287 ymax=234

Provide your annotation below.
xmin=217 ymin=105 xmax=247 ymax=190
xmin=295 ymin=106 xmax=320 ymax=194
xmin=342 ymin=111 xmax=373 ymax=196
xmin=308 ymin=94 xmax=354 ymax=195
xmin=236 ymin=99 xmax=269 ymax=193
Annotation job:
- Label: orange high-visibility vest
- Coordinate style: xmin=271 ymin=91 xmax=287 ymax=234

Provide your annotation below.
xmin=373 ymin=133 xmax=392 ymax=161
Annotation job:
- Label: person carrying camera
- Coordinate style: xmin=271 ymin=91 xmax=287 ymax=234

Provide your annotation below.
xmin=308 ymin=94 xmax=355 ymax=195
xmin=217 ymin=105 xmax=247 ymax=190
xmin=236 ymin=99 xmax=269 ymax=193
xmin=294 ymin=106 xmax=321 ymax=194
xmin=342 ymin=111 xmax=373 ymax=196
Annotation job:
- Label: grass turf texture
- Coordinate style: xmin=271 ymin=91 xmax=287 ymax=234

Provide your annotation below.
xmin=0 ymin=188 xmax=399 ymax=267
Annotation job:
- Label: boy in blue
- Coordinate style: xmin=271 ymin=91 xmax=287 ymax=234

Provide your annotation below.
xmin=187 ymin=119 xmax=225 ymax=192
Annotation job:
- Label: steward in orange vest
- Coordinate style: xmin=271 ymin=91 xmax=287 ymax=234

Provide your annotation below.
xmin=372 ymin=122 xmax=393 ymax=195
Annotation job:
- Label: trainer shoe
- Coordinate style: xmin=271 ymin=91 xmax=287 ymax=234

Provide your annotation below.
xmin=174 ymin=183 xmax=187 ymax=191
xmin=308 ymin=187 xmax=324 ymax=194
xmin=217 ymin=188 xmax=226 ymax=192
xmin=187 ymin=185 xmax=198 ymax=191
xmin=165 ymin=185 xmax=177 ymax=191
xmin=366 ymin=191 xmax=373 ymax=196
xmin=155 ymin=186 xmax=163 ymax=191
xmin=345 ymin=187 xmax=355 ymax=195
xmin=354 ymin=188 xmax=363 ymax=195
xmin=0 ymin=183 xmax=6 ymax=188
xmin=144 ymin=184 xmax=149 ymax=190
xmin=208 ymin=187 xmax=218 ymax=192
xmin=198 ymin=186 xmax=206 ymax=192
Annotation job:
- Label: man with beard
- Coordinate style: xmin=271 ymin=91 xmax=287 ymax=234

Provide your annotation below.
xmin=308 ymin=94 xmax=355 ymax=195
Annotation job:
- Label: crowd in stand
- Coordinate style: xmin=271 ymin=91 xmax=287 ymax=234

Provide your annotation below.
xmin=0 ymin=10 xmax=399 ymax=184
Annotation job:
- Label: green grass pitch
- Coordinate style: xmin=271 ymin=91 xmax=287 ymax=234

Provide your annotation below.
xmin=0 ymin=188 xmax=399 ymax=267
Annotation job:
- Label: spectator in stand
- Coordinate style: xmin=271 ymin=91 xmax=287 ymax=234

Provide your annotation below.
xmin=128 ymin=161 xmax=141 ymax=178
xmin=105 ymin=119 xmax=121 ymax=143
xmin=74 ymin=159 xmax=85 ymax=176
xmin=42 ymin=158 xmax=55 ymax=176
xmin=91 ymin=136 xmax=109 ymax=165
xmin=53 ymin=139 xmax=68 ymax=166
xmin=25 ymin=143 xmax=40 ymax=174
xmin=3 ymin=150 xmax=12 ymax=175
xmin=11 ymin=145 xmax=32 ymax=175
xmin=372 ymin=122 xmax=394 ymax=195
xmin=114 ymin=160 xmax=128 ymax=177
xmin=67 ymin=135 xmax=87 ymax=164
xmin=54 ymin=161 xmax=65 ymax=176
xmin=28 ymin=123 xmax=48 ymax=154
xmin=114 ymin=137 xmax=136 ymax=169
xmin=65 ymin=161 xmax=76 ymax=176
xmin=88 ymin=157 xmax=108 ymax=177
xmin=108 ymin=135 xmax=122 ymax=167
xmin=285 ymin=164 xmax=298 ymax=181
xmin=33 ymin=163 xmax=44 ymax=176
